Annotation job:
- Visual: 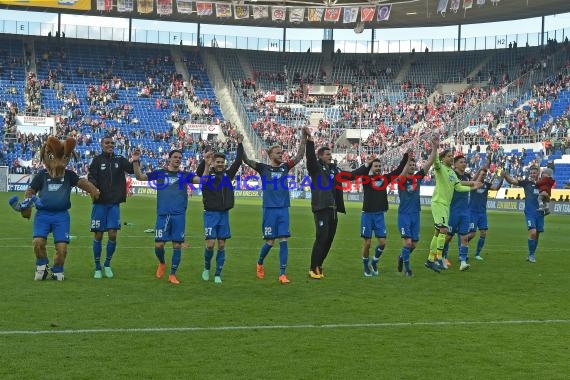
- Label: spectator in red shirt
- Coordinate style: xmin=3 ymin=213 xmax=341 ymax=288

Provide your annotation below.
xmin=536 ymin=168 xmax=555 ymax=214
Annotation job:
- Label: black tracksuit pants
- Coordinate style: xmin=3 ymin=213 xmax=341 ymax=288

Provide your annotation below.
xmin=310 ymin=207 xmax=338 ymax=272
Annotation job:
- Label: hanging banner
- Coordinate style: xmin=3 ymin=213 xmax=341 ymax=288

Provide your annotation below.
xmin=307 ymin=8 xmax=324 ymax=22
xmin=324 ymin=8 xmax=341 ymax=22
xmin=157 ymin=0 xmax=172 ymax=15
xmin=0 ymin=0 xmax=91 ymax=10
xmin=272 ymin=6 xmax=286 ymax=21
xmin=96 ymin=0 xmax=112 ymax=11
xmin=234 ymin=5 xmax=249 ymax=19
xmin=215 ymin=3 xmax=231 ymax=17
xmin=376 ymin=4 xmax=391 ymax=21
xmin=464 ymin=0 xmax=473 ymax=9
xmin=118 ymin=0 xmax=134 ymax=12
xmin=450 ymin=0 xmax=460 ymax=12
xmin=252 ymin=5 xmax=268 ymax=19
xmin=437 ymin=0 xmax=449 ymax=14
xmin=196 ymin=2 xmax=213 ymax=15
xmin=343 ymin=7 xmax=358 ymax=23
xmin=137 ymin=0 xmax=153 ymax=13
xmin=360 ymin=6 xmax=375 ymax=22
xmin=289 ymin=8 xmax=304 ymax=23
xmin=176 ymin=0 xmax=192 ymax=13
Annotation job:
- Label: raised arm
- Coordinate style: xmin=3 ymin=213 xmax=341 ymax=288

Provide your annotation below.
xmin=226 ymin=136 xmax=244 ymax=180
xmin=131 ymin=149 xmax=147 ymax=181
xmin=422 ymin=135 xmax=439 ymax=173
xmin=304 ymin=127 xmax=319 ymax=176
xmin=386 ymin=151 xmax=410 ymax=179
xmin=290 ymin=128 xmax=308 ymax=166
xmin=490 ymin=174 xmax=504 ymax=191
xmin=242 ymin=147 xmax=258 ymax=170
xmin=501 ymin=169 xmax=519 ymax=186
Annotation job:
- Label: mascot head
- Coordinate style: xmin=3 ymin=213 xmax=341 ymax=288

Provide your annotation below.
xmin=40 ymin=136 xmax=76 ymax=178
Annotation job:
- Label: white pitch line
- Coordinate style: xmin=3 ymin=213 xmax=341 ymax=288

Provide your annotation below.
xmin=1 ymin=319 xmax=569 ymax=336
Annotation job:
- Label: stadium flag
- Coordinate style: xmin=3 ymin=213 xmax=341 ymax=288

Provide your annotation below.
xmin=137 ymin=0 xmax=153 ymax=13
xmin=437 ymin=0 xmax=448 ymax=14
xmin=234 ymin=5 xmax=249 ymax=19
xmin=252 ymin=5 xmax=268 ymax=19
xmin=360 ymin=6 xmax=375 ymax=22
xmin=307 ymin=8 xmax=324 ymax=22
xmin=216 ymin=3 xmax=232 ymax=17
xmin=343 ymin=7 xmax=358 ymax=24
xmin=324 ymin=8 xmax=341 ymax=22
xmin=96 ymin=0 xmax=112 ymax=11
xmin=477 ymin=0 xmax=485 ymax=4
xmin=196 ymin=2 xmax=213 ymax=15
xmin=176 ymin=0 xmax=192 ymax=14
xmin=376 ymin=4 xmax=391 ymax=21
xmin=289 ymin=8 xmax=305 ymax=23
xmin=118 ymin=0 xmax=134 ymax=12
xmin=272 ymin=7 xmax=286 ymax=21
xmin=464 ymin=0 xmax=473 ymax=8
xmin=157 ymin=0 xmax=172 ymax=15
xmin=450 ymin=0 xmax=460 ymax=12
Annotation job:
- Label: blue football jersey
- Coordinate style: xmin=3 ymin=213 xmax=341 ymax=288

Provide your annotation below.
xmin=470 ymin=182 xmax=491 ymax=213
xmin=150 ymin=169 xmax=191 ymax=216
xmin=451 ymin=172 xmax=471 ymax=213
xmin=256 ymin=162 xmax=294 ymax=208
xmin=398 ymin=169 xmax=425 ymax=214
xmin=30 ymin=169 xmax=80 ymax=211
xmin=519 ymin=179 xmax=540 ymax=212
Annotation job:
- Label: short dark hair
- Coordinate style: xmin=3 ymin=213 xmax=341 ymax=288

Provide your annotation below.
xmin=439 ymin=149 xmax=451 ymax=160
xmin=371 ymin=158 xmax=381 ymax=164
xmin=454 ymin=154 xmax=465 ymax=163
xmin=317 ymin=147 xmax=331 ymax=157
xmin=168 ymin=149 xmax=183 ymax=158
xmin=214 ymin=152 xmax=226 ymax=160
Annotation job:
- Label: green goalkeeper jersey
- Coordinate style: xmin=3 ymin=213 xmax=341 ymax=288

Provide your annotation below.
xmin=432 ymin=154 xmax=471 ymax=206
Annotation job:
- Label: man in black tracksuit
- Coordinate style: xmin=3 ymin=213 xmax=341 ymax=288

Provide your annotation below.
xmin=305 ymin=129 xmax=353 ymax=279
xmin=195 ymin=136 xmax=243 ymax=283
xmin=88 ymin=135 xmax=135 ymax=279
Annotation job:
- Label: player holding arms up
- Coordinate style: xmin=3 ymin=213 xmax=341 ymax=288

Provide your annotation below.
xmin=195 ymin=135 xmax=244 ymax=284
xmin=426 ymin=146 xmax=482 ymax=273
xmin=132 ymin=149 xmax=197 ymax=284
xmin=397 ymin=136 xmax=438 ymax=276
xmin=242 ymin=128 xmax=308 ymax=284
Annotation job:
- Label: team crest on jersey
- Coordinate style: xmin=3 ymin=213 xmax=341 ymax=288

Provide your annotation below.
xmin=374 ymin=179 xmax=384 ymax=188
xmin=406 ymin=184 xmax=415 ymax=192
xmin=115 ymin=163 xmax=119 ymax=169
xmin=100 ymin=164 xmax=106 ymax=170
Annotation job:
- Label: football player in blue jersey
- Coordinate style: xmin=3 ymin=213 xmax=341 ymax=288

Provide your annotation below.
xmin=442 ymin=155 xmax=477 ymax=272
xmin=88 ymin=136 xmax=135 ymax=279
xmin=25 ymin=136 xmax=100 ymax=281
xmin=242 ymin=128 xmax=308 ymax=284
xmin=397 ymin=135 xmax=439 ymax=276
xmin=195 ymin=135 xmax=244 ymax=284
xmin=132 ymin=149 xmax=198 ymax=284
xmin=467 ymin=159 xmax=504 ymax=261
xmin=501 ymin=166 xmax=544 ymax=263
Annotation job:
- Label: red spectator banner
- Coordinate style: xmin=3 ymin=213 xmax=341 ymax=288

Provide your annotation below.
xmin=0 ymin=0 xmax=91 ymax=10
xmin=157 ymin=0 xmax=172 ymax=15
xmin=96 ymin=0 xmax=112 ymax=11
xmin=15 ymin=116 xmax=55 ymax=135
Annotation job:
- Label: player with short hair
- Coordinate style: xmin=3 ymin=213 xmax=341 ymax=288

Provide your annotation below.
xmin=242 ymin=128 xmax=307 ymax=284
xmin=397 ymin=135 xmax=439 ymax=276
xmin=426 ymin=147 xmax=482 ymax=273
xmin=351 ymin=151 xmax=410 ymax=277
xmin=195 ymin=135 xmax=244 ymax=284
xmin=88 ymin=136 xmax=135 ymax=279
xmin=466 ymin=159 xmax=504 ymax=261
xmin=442 ymin=154 xmax=475 ymax=271
xmin=501 ymin=166 xmax=545 ymax=263
xmin=132 ymin=149 xmax=196 ymax=284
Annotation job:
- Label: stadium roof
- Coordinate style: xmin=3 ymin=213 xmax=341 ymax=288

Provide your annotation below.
xmin=1 ymin=0 xmax=569 ymax=30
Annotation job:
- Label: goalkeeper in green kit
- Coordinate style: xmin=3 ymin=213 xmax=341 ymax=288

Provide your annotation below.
xmin=425 ymin=141 xmax=482 ymax=273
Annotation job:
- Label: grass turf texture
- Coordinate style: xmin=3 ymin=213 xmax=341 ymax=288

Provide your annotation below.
xmin=0 ymin=193 xmax=569 ymax=379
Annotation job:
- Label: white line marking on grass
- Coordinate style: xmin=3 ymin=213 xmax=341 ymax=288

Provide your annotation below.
xmin=1 ymin=319 xmax=569 ymax=336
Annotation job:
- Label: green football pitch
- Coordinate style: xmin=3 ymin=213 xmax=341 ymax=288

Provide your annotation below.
xmin=1 ymin=193 xmax=569 ymax=379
